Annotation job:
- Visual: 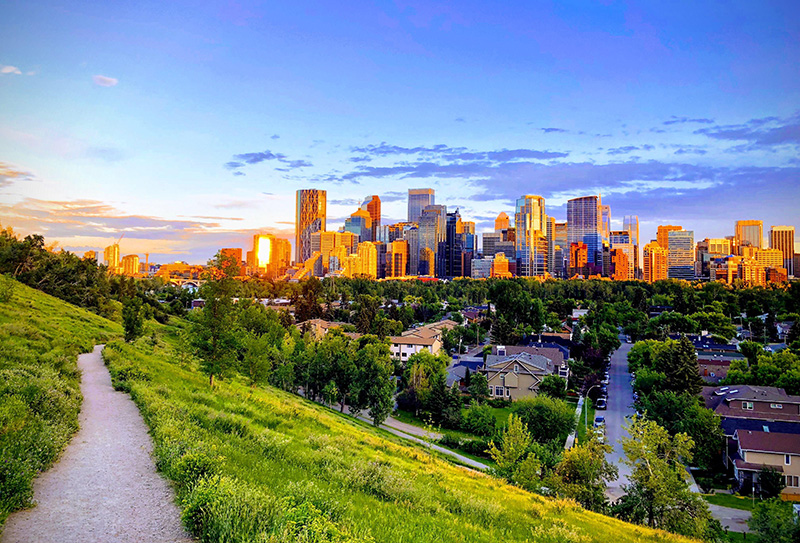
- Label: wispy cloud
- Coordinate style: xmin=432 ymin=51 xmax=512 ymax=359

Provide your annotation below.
xmin=540 ymin=127 xmax=567 ymax=133
xmin=1 ymin=65 xmax=22 ymax=75
xmin=350 ymin=142 xmax=568 ymax=162
xmin=92 ymin=75 xmax=118 ymax=87
xmin=662 ymin=116 xmax=714 ymax=126
xmin=224 ymin=149 xmax=313 ymax=175
xmin=607 ymin=144 xmax=654 ymax=156
xmin=695 ymin=113 xmax=800 ymax=147
xmin=0 ymin=162 xmax=36 ymax=188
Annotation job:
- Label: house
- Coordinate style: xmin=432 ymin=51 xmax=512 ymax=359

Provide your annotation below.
xmin=698 ymin=357 xmax=739 ymax=383
xmin=730 ymin=430 xmax=800 ymax=499
xmin=294 ymin=318 xmax=351 ymax=340
xmin=701 ymin=385 xmax=800 ymax=423
xmin=492 ymin=344 xmax=566 ymax=368
xmin=388 ymin=335 xmax=442 ymax=361
xmin=481 ymin=352 xmax=569 ymax=401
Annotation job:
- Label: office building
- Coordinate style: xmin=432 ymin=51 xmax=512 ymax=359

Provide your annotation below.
xmin=356 ymin=242 xmax=378 ymax=279
xmin=515 ymin=195 xmax=548 ymax=277
xmin=569 ymin=242 xmax=588 ymax=277
xmin=610 ymin=249 xmax=630 ymax=281
xmin=567 ymin=196 xmax=602 ymax=272
xmin=404 ymin=226 xmax=420 ymax=276
xmin=419 ymin=247 xmax=435 ymax=276
xmin=600 ymin=205 xmax=611 ymax=240
xmin=220 ymin=247 xmax=242 ymax=264
xmin=471 ymin=257 xmax=492 ymax=279
xmin=310 ymin=231 xmax=357 ymax=276
xmin=495 ymin=212 xmax=510 ymax=231
xmin=344 ymin=208 xmax=372 ymax=242
xmin=408 ymin=188 xmax=435 ymax=223
xmin=554 ymin=221 xmax=568 ymax=278
xmin=419 ymin=204 xmax=446 ymax=264
xmin=296 ymin=189 xmax=326 ymax=264
xmin=83 ymin=250 xmax=97 ymax=262
xmin=104 ymin=243 xmax=120 ymax=272
xmin=609 ymin=230 xmax=635 ymax=279
xmin=657 ymin=225 xmax=682 ymax=249
xmin=361 ymin=195 xmax=381 ymax=240
xmin=482 ymin=232 xmax=501 ymax=258
xmin=769 ymin=226 xmax=795 ymax=276
xmin=643 ymin=241 xmax=668 ymax=282
xmin=439 ymin=209 xmax=465 ymax=278
xmin=546 ymin=216 xmax=555 ymax=276
xmin=491 ymin=253 xmax=513 ymax=278
xmin=623 ymin=215 xmax=640 ymax=276
xmin=667 ymin=229 xmax=695 ymax=280
xmin=387 ymin=240 xmax=409 ymax=278
xmin=735 ymin=220 xmax=763 ymax=252
xmin=121 ymin=254 xmax=139 ymax=277
xmin=756 ymin=248 xmax=784 ymax=269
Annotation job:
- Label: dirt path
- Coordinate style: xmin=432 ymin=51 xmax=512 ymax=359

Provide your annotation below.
xmin=1 ymin=345 xmax=192 ymax=543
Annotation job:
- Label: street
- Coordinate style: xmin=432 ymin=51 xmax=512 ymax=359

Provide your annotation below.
xmin=604 ymin=340 xmax=635 ymax=500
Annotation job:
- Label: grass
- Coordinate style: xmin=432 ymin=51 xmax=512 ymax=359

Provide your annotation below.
xmin=102 ymin=326 xmax=696 ymax=543
xmin=0 ymin=278 xmax=121 ymax=525
xmin=702 ymin=493 xmax=760 ymax=512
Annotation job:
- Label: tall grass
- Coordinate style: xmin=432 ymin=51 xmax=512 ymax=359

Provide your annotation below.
xmin=0 ymin=278 xmax=120 ymax=524
xmin=103 ymin=325 xmax=698 ymax=543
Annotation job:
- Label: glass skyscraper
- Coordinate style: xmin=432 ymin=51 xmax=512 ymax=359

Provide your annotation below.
xmin=295 ymin=189 xmax=326 ymax=264
xmin=514 ymin=195 xmax=548 ymax=277
xmin=407 ymin=188 xmax=434 ymax=224
xmin=567 ymin=195 xmax=602 ymax=269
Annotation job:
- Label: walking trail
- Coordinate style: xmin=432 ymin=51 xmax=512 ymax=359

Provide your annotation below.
xmin=2 ymin=345 xmax=192 ymax=543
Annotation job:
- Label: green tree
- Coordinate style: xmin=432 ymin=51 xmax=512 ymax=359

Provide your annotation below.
xmin=748 ymin=499 xmax=800 ymax=543
xmin=425 ymin=370 xmax=462 ymax=428
xmin=462 ymin=402 xmax=496 ymax=436
xmin=538 ymin=375 xmax=567 ymax=400
xmin=351 ymin=336 xmax=395 ymax=426
xmin=467 ymin=372 xmax=490 ymax=404
xmin=190 ymin=289 xmax=239 ymax=387
xmin=239 ymin=333 xmax=273 ymax=388
xmin=122 ymin=296 xmax=144 ymax=343
xmin=653 ymin=337 xmax=704 ymax=396
xmin=553 ymin=438 xmax=617 ymax=512
xmin=759 ymin=466 xmax=786 ymax=499
xmin=614 ymin=416 xmax=717 ymax=540
xmin=487 ymin=413 xmax=534 ymax=480
xmin=512 ymin=396 xmax=575 ymax=443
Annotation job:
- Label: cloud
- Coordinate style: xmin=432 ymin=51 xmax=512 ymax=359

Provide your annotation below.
xmin=224 ymin=149 xmax=313 ymax=174
xmin=606 ymin=144 xmax=654 ymax=155
xmin=540 ymin=127 xmax=567 ymax=133
xmin=349 ymin=142 xmax=567 ymax=162
xmin=455 ymin=117 xmax=466 ymax=123
xmin=1 ymin=65 xmax=22 ymax=75
xmin=84 ymin=146 xmax=126 ymax=162
xmin=662 ymin=116 xmax=714 ymax=126
xmin=92 ymin=75 xmax=118 ymax=87
xmin=695 ymin=113 xmax=800 ymax=147
xmin=271 ymin=134 xmax=280 ymax=139
xmin=0 ymin=162 xmax=36 ymax=188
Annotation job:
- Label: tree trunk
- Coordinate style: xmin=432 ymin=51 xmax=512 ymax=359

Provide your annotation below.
xmin=209 ymin=373 xmax=214 ymax=387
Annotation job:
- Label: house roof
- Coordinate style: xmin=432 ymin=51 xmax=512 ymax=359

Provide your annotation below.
xmin=389 ymin=336 xmax=437 ymax=346
xmin=491 ymin=345 xmax=565 ymax=366
xmin=721 ymin=418 xmax=800 ymax=437
xmin=736 ymin=430 xmax=800 ymax=455
xmin=702 ymin=385 xmax=800 ymax=409
xmin=733 ymin=458 xmax=784 ymax=473
xmin=485 ymin=352 xmax=553 ymax=373
xmin=446 ymin=365 xmax=468 ymax=387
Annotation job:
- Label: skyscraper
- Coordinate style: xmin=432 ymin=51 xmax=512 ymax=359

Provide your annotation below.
xmin=736 ymin=220 xmax=763 ymax=251
xmin=667 ymin=230 xmax=695 ymax=280
xmin=515 ymin=195 xmax=548 ymax=277
xmin=439 ymin=209 xmax=464 ymax=278
xmin=361 ymin=195 xmax=381 ymax=240
xmin=407 ymin=188 xmax=434 ymax=223
xmin=495 ymin=212 xmax=510 ymax=231
xmin=104 ymin=243 xmax=120 ymax=273
xmin=567 ymin=196 xmax=602 ymax=271
xmin=769 ymin=225 xmax=795 ymax=276
xmin=643 ymin=241 xmax=668 ymax=283
xmin=419 ymin=204 xmax=446 ymax=266
xmin=296 ymin=189 xmax=326 ymax=265
xmin=623 ymin=215 xmax=640 ymax=277
xmin=344 ymin=208 xmax=372 ymax=242
xmin=546 ymin=216 xmax=555 ymax=276
xmin=609 ymin=230 xmax=635 ymax=279
xmin=600 ymin=205 xmax=611 ymax=240
xmin=657 ymin=225 xmax=682 ymax=249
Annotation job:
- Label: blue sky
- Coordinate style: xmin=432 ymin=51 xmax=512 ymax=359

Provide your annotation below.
xmin=1 ymin=0 xmax=798 ymax=263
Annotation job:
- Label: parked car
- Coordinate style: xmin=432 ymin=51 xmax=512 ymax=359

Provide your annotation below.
xmin=593 ymin=415 xmax=605 ymax=428
xmin=595 ymin=398 xmax=607 ymax=410
xmin=594 ymin=427 xmax=605 ymax=444
xmin=601 ymin=377 xmax=609 ymax=385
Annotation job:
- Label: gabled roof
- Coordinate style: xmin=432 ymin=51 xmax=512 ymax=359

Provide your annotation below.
xmin=485 ymin=352 xmax=552 ymax=373
xmin=720 ymin=417 xmax=800 ymax=438
xmin=389 ymin=336 xmax=437 ymax=346
xmin=492 ymin=345 xmax=565 ymax=366
xmin=702 ymin=385 xmax=800 ymax=410
xmin=736 ymin=430 xmax=800 ymax=455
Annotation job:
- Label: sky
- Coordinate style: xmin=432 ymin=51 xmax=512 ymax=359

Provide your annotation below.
xmin=1 ymin=0 xmax=799 ymax=264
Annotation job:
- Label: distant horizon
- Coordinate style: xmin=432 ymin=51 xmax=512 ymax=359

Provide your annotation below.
xmin=2 ymin=1 xmax=798 ymax=264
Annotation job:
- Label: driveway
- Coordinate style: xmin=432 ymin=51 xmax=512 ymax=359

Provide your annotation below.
xmin=707 ymin=504 xmax=752 ymax=533
xmin=604 ymin=341 xmax=635 ymax=500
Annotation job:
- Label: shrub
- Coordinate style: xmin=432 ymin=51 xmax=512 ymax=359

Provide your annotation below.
xmin=462 ymin=402 xmax=496 ymax=436
xmin=438 ymin=433 xmax=462 ymax=449
xmin=0 ymin=275 xmax=15 ymax=303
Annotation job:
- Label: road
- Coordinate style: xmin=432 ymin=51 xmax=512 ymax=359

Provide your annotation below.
xmin=604 ymin=341 xmax=635 ymax=500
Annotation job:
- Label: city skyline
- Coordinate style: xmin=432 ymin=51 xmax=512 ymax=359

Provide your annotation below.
xmin=1 ymin=1 xmax=799 ymax=263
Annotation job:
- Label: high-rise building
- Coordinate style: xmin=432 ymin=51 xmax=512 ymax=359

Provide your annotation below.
xmin=361 ymin=195 xmax=381 ymax=240
xmin=482 ymin=232 xmax=501 ymax=258
xmin=310 ymin=231 xmax=357 ymax=276
xmin=83 ymin=250 xmax=97 ymax=261
xmin=756 ymin=248 xmax=784 ymax=269
xmin=569 ymin=242 xmax=588 ymax=277
xmin=643 ymin=241 xmax=668 ymax=283
xmin=610 ymin=249 xmax=630 ymax=281
xmin=600 ymin=205 xmax=611 ymax=240
xmin=609 ymin=231 xmax=635 ymax=279
xmin=220 ymin=248 xmax=243 ymax=264
xmin=404 ymin=226 xmax=420 ymax=276
xmin=491 ymin=253 xmax=513 ymax=278
xmin=707 ymin=238 xmax=732 ymax=255
xmin=356 ymin=242 xmax=378 ymax=279
xmin=296 ymin=189 xmax=326 ymax=264
xmin=657 ymin=225 xmax=682 ymax=249
xmin=419 ymin=247 xmax=435 ymax=276
xmin=252 ymin=235 xmax=272 ymax=270
xmin=546 ymin=216 xmax=555 ymax=276
xmin=623 ymin=215 xmax=640 ymax=277
xmin=769 ymin=225 xmax=795 ymax=276
xmin=667 ymin=230 xmax=695 ymax=280
xmin=419 ymin=204 xmax=446 ymax=264
xmin=344 ymin=208 xmax=372 ymax=242
xmin=554 ymin=221 xmax=568 ymax=278
xmin=408 ymin=188 xmax=434 ymax=223
xmin=121 ymin=254 xmax=139 ymax=277
xmin=495 ymin=212 xmax=510 ymax=231
xmin=439 ymin=209 xmax=464 ymax=278
xmin=104 ymin=243 xmax=120 ymax=272
xmin=567 ymin=196 xmax=602 ymax=271
xmin=387 ymin=240 xmax=409 ymax=278
xmin=515 ymin=195 xmax=548 ymax=277
xmin=735 ymin=220 xmax=763 ymax=252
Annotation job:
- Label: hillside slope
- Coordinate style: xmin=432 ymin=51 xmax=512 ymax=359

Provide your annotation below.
xmin=103 ymin=325 xmax=697 ymax=543
xmin=0 ymin=278 xmax=121 ymax=524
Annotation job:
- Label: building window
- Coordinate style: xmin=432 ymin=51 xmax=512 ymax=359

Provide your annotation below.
xmin=506 ymin=388 xmax=510 ymax=397
xmin=495 ymin=386 xmax=504 ymax=397
xmin=742 ymin=401 xmax=753 ymax=410
xmin=786 ymin=475 xmax=799 ymax=488
xmin=786 ymin=454 xmax=792 ymax=466
xmin=770 ymin=403 xmax=783 ymax=409
xmin=514 ymin=364 xmax=519 ymax=374
xmin=500 ymin=374 xmax=505 ymax=382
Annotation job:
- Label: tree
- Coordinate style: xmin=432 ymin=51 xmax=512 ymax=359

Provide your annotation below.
xmin=122 ymin=297 xmax=144 ymax=343
xmin=487 ymin=413 xmax=533 ymax=479
xmin=748 ymin=499 xmax=800 ymax=543
xmin=538 ymin=375 xmax=567 ymax=400
xmin=553 ymin=438 xmax=617 ymax=512
xmin=425 ymin=370 xmax=462 ymax=428
xmin=759 ymin=466 xmax=786 ymax=499
xmin=351 ymin=336 xmax=395 ymax=426
xmin=467 ymin=372 xmax=490 ymax=404
xmin=462 ymin=402 xmax=496 ymax=436
xmin=512 ymin=396 xmax=576 ymax=443
xmin=239 ymin=333 xmax=273 ymax=388
xmin=654 ymin=337 xmax=704 ymax=396
xmin=190 ymin=287 xmax=239 ymax=387
xmin=614 ymin=416 xmax=717 ymax=540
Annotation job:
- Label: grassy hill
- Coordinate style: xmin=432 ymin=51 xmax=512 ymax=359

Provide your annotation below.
xmin=104 ymin=331 xmax=695 ymax=542
xmin=0 ymin=277 xmax=121 ymax=524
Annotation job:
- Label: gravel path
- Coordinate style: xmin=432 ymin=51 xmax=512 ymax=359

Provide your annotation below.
xmin=1 ymin=345 xmax=192 ymax=543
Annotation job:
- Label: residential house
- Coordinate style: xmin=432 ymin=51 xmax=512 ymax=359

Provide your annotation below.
xmin=388 ymin=335 xmax=442 ymax=361
xmin=702 ymin=385 xmax=800 ymax=424
xmin=481 ymin=352 xmax=569 ymax=401
xmin=730 ymin=430 xmax=800 ymax=499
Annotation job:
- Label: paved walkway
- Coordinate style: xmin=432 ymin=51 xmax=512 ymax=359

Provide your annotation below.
xmin=2 ymin=346 xmax=192 ymax=543
xmin=707 ymin=504 xmax=752 ymax=533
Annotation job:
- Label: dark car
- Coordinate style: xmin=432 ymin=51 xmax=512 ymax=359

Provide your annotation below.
xmin=595 ymin=398 xmax=607 ymax=410
xmin=593 ymin=415 xmax=606 ymax=427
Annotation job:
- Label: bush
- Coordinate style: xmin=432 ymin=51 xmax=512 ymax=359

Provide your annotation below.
xmin=0 ymin=275 xmax=15 ymax=303
xmin=438 ymin=433 xmax=462 ymax=449
xmin=461 ymin=402 xmax=496 ymax=436
xmin=512 ymin=396 xmax=576 ymax=443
